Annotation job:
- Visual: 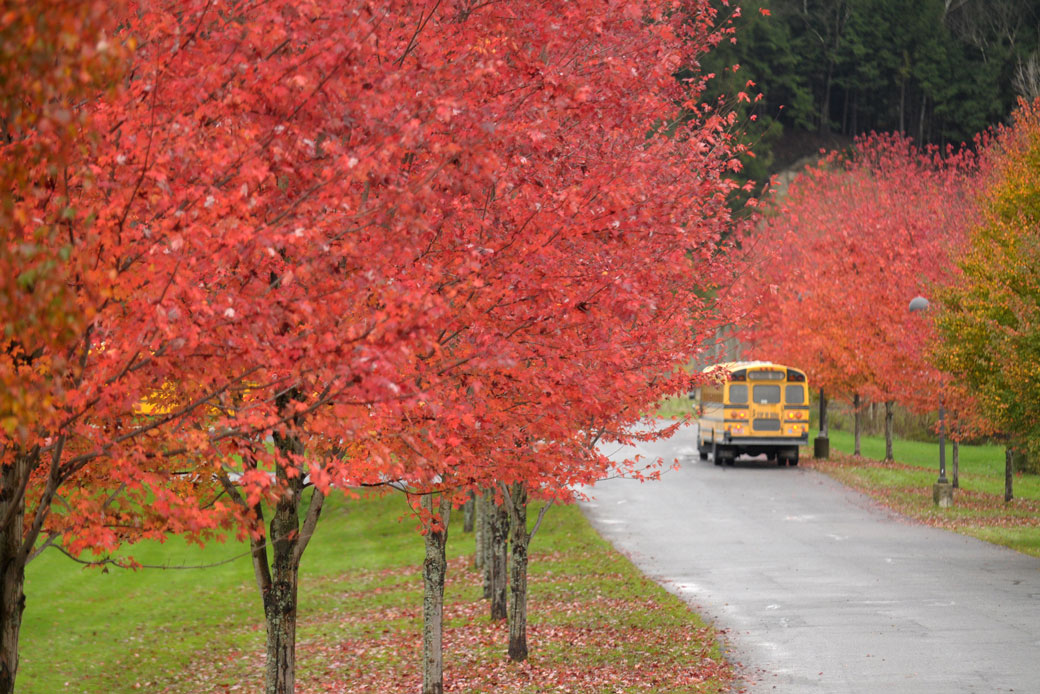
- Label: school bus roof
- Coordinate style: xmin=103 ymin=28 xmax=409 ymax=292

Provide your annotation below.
xmin=701 ymin=361 xmax=781 ymax=373
xmin=699 ymin=361 xmax=806 ymax=378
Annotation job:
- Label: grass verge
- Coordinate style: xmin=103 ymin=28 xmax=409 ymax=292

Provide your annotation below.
xmin=22 ymin=492 xmax=731 ymax=693
xmin=657 ymin=395 xmax=696 ymax=420
xmin=807 ymin=428 xmax=1040 ymax=557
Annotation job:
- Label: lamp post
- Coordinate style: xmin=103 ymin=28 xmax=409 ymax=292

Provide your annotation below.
xmin=909 ymin=296 xmax=953 ymax=507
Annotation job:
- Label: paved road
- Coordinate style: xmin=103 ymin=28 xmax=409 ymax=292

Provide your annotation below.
xmin=580 ymin=422 xmax=1040 ymax=693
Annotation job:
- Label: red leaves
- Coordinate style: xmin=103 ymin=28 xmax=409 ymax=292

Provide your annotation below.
xmin=5 ymin=2 xmax=749 ymax=688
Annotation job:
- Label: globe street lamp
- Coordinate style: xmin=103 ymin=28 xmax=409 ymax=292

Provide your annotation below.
xmin=909 ymin=296 xmax=953 ymax=507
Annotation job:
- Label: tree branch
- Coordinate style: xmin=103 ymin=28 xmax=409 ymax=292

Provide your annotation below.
xmin=529 ymin=496 xmax=555 ymax=542
xmin=291 ymin=487 xmax=325 ymax=566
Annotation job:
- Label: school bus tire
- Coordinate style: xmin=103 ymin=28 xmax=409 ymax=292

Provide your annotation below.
xmin=714 ymin=443 xmax=735 ymax=466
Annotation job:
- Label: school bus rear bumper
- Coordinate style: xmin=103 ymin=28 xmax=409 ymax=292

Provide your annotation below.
xmin=723 ymin=435 xmax=808 ymax=446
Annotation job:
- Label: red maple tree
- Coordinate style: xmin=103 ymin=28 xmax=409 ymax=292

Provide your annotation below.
xmin=5 ymin=3 xmax=749 ymax=694
xmin=341 ymin=1 xmax=751 ymax=688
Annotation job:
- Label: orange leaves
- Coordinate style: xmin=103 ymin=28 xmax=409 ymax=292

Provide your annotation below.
xmin=933 ymin=99 xmax=1040 ymax=454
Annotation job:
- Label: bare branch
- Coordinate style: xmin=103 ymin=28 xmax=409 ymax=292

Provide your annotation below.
xmin=291 ymin=487 xmax=326 ymax=566
xmin=528 ymin=496 xmax=556 ymax=542
xmin=49 ymin=542 xmax=254 ymax=571
xmin=26 ymin=533 xmax=60 ymax=564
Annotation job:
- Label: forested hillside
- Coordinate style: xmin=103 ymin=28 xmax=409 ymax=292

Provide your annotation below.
xmin=705 ymin=0 xmax=1040 ymax=177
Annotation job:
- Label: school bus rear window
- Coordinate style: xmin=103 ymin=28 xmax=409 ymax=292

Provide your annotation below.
xmin=785 ymin=385 xmax=805 ymax=403
xmin=753 ymin=385 xmax=781 ymax=404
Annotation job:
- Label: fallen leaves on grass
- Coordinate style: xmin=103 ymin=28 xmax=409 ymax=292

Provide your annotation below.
xmin=806 ymin=453 xmax=1040 ymax=532
xmin=165 ymin=555 xmax=731 ymax=693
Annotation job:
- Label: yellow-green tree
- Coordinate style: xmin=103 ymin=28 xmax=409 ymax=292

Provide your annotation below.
xmin=936 ymin=99 xmax=1040 ymax=460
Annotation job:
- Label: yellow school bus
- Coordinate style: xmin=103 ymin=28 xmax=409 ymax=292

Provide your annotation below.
xmin=695 ymin=361 xmax=809 ymax=466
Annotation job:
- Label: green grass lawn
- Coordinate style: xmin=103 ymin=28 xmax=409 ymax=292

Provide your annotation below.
xmin=656 ymin=394 xmax=696 ymax=419
xmin=808 ymin=428 xmax=1040 ymax=557
xmin=21 ymin=492 xmax=731 ymax=693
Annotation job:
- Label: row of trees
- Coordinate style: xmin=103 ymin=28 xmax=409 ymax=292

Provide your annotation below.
xmin=735 ymin=99 xmax=1040 ymax=481
xmin=936 ymin=101 xmax=1040 ymax=464
xmin=2 ymin=1 xmax=752 ymax=693
xmin=732 ymin=132 xmax=979 ymax=456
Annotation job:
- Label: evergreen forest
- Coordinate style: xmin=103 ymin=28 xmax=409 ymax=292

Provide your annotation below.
xmin=703 ymin=0 xmax=1040 ymax=177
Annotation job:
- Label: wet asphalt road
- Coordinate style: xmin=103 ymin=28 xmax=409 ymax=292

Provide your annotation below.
xmin=579 ymin=422 xmax=1040 ymax=693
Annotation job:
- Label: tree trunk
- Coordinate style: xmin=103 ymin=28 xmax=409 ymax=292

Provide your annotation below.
xmin=898 ymin=74 xmax=906 ymax=134
xmin=463 ymin=491 xmax=474 ymax=533
xmin=224 ymin=472 xmax=325 ymax=694
xmin=850 ymin=91 xmax=858 ymax=137
xmin=421 ymin=494 xmax=450 ymax=694
xmin=1005 ymin=446 xmax=1014 ymax=502
xmin=0 ymin=444 xmax=48 ymax=694
xmin=853 ymin=393 xmax=862 ymax=456
xmin=884 ymin=400 xmax=894 ymax=462
xmin=918 ymin=92 xmax=927 ymax=143
xmin=0 ymin=453 xmax=29 ymax=694
xmin=819 ymin=387 xmax=828 ymax=437
xmin=952 ymin=441 xmax=959 ymax=489
xmin=262 ymin=552 xmax=298 ymax=694
xmin=489 ymin=499 xmax=509 ymax=621
xmin=474 ymin=490 xmax=485 ymax=571
xmin=481 ymin=492 xmax=492 ymax=597
xmin=507 ymin=483 xmax=529 ymax=661
xmin=257 ymin=423 xmax=309 ymax=694
xmin=0 ymin=556 xmax=24 ymax=694
xmin=841 ymin=86 xmax=849 ymax=133
xmin=262 ymin=476 xmax=303 ymax=694
xmin=234 ymin=396 xmax=324 ymax=694
xmin=820 ymin=64 xmax=833 ymax=133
